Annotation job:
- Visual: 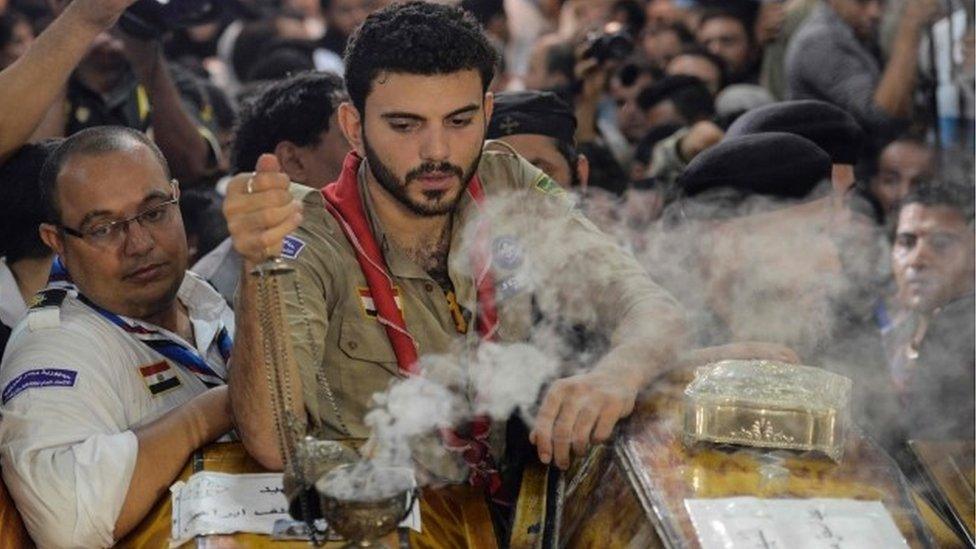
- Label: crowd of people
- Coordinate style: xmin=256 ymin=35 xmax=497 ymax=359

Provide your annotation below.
xmin=0 ymin=0 xmax=972 ymax=547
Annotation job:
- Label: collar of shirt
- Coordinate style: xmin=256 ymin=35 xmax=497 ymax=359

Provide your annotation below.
xmin=0 ymin=259 xmax=27 ymax=329
xmin=176 ymin=271 xmax=233 ymax=359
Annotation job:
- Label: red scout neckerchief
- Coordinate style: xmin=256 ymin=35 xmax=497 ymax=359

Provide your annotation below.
xmin=321 ymin=151 xmax=505 ymax=499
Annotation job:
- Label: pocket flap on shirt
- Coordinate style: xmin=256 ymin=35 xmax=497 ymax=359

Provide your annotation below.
xmin=338 ymin=317 xmax=400 ymax=370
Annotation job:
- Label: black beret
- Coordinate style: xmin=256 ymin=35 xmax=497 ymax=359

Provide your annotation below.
xmin=679 ymin=132 xmax=831 ymax=199
xmin=724 ymin=99 xmax=864 ymax=164
xmin=487 ymin=90 xmax=577 ymax=146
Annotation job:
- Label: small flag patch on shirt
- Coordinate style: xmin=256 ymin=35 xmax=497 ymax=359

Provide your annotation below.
xmin=139 ymin=361 xmax=181 ymax=395
xmin=358 ymin=287 xmax=403 ymax=319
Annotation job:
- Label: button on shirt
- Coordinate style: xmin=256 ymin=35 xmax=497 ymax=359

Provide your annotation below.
xmin=0 ymin=271 xmax=233 ymax=548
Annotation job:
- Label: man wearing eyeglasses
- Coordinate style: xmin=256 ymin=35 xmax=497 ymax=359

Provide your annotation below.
xmin=0 ymin=126 xmax=233 ymax=548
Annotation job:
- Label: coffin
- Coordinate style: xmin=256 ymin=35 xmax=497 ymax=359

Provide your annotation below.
xmin=511 ymin=370 xmax=949 ymax=548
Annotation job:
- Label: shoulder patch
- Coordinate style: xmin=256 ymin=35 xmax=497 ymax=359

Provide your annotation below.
xmin=27 ymin=289 xmax=68 ymax=331
xmin=281 ymin=235 xmax=307 ymax=260
xmin=533 ymin=173 xmax=566 ymax=197
xmin=27 ymin=288 xmax=67 ymax=310
xmin=2 ymin=368 xmax=78 ymax=405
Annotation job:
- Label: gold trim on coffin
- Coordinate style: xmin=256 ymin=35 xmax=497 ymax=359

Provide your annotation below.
xmin=682 ymin=360 xmax=852 ymax=461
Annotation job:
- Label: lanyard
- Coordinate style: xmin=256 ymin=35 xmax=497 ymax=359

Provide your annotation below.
xmin=49 ymin=257 xmax=229 ymax=387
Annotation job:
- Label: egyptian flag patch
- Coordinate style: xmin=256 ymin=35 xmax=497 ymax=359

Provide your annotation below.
xmin=358 ymin=286 xmax=403 ymax=319
xmin=139 ymin=361 xmax=181 ymax=395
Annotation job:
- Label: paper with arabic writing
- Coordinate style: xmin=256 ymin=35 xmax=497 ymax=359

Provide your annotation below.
xmin=169 ymin=471 xmax=422 ymax=547
xmin=684 ymin=497 xmax=910 ymax=549
xmin=170 ymin=472 xmax=291 ymax=546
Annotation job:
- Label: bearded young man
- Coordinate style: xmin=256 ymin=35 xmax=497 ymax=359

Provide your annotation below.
xmin=223 ymin=2 xmax=685 ymax=544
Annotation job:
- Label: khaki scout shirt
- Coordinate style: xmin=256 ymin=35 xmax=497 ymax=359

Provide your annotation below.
xmin=274 ymin=145 xmax=681 ymax=475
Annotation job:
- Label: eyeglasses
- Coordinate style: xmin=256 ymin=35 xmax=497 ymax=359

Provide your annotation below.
xmin=59 ymin=180 xmax=181 ymax=248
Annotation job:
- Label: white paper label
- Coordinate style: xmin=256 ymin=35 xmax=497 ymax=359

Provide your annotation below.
xmin=169 ymin=471 xmax=421 ymax=547
xmin=684 ymin=497 xmax=910 ymax=549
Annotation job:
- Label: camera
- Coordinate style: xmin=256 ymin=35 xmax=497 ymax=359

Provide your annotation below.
xmin=119 ymin=0 xmax=223 ymax=40
xmin=582 ymin=29 xmax=634 ymax=64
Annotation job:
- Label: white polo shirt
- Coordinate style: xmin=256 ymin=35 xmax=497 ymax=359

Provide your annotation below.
xmin=0 ymin=271 xmax=233 ymax=548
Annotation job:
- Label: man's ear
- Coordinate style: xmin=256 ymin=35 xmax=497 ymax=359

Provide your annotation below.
xmin=337 ymin=102 xmax=365 ymax=156
xmin=39 ymin=223 xmax=64 ymax=257
xmin=273 ymin=141 xmax=305 ymax=184
xmin=576 ymin=154 xmax=590 ymax=191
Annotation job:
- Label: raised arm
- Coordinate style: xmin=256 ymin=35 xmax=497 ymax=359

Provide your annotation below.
xmin=0 ymin=0 xmax=136 ymax=161
xmin=872 ymin=0 xmax=940 ymax=118
xmin=224 ymin=154 xmax=305 ymax=470
xmin=122 ymin=35 xmax=215 ymax=181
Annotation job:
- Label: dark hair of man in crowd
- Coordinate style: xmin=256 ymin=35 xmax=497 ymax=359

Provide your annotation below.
xmin=0 ymin=140 xmax=62 ymax=263
xmin=39 ymin=126 xmax=170 ymax=225
xmin=894 ymin=182 xmax=976 ymax=229
xmin=342 ymin=1 xmax=498 ymax=115
xmin=180 ymin=187 xmax=229 ymax=262
xmin=0 ymin=10 xmax=28 ymax=49
xmin=645 ymin=22 xmax=695 ymax=45
xmin=612 ymin=0 xmax=646 ymax=36
xmin=698 ymin=7 xmax=756 ymax=47
xmin=232 ymin=19 xmax=299 ymax=82
xmin=856 ymin=130 xmax=932 ymax=181
xmin=461 ymin=0 xmax=505 ymax=27
xmin=672 ymin=45 xmax=727 ymax=89
xmin=615 ymin=60 xmax=661 ymax=89
xmin=637 ymin=75 xmax=715 ymax=122
xmin=231 ymin=71 xmax=346 ymax=174
xmin=245 ymin=41 xmax=316 ymax=81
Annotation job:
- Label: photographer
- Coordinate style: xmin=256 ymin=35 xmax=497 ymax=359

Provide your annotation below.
xmin=572 ymin=22 xmax=634 ymax=195
xmin=0 ymin=0 xmax=138 ymax=161
xmin=49 ymin=0 xmax=220 ymax=183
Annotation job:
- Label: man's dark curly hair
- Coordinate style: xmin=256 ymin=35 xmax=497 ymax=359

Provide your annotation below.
xmin=231 ymin=71 xmax=346 ymax=173
xmin=343 ymin=1 xmax=498 ymax=114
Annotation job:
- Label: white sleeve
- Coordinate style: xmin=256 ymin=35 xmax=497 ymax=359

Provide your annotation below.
xmin=0 ymin=326 xmax=138 ymax=549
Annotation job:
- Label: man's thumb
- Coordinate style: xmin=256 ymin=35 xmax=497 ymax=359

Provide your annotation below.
xmin=255 ymin=153 xmax=281 ymax=173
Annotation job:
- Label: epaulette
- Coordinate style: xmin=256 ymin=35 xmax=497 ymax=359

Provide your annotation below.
xmin=26 ymin=288 xmax=67 ymax=331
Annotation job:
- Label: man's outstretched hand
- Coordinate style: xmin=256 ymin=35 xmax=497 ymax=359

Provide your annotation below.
xmin=529 ymin=370 xmax=638 ymax=470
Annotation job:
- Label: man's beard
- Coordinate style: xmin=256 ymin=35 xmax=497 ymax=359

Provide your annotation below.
xmin=363 ymin=137 xmax=481 ymax=217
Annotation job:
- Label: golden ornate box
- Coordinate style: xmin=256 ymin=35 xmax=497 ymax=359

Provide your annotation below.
xmin=682 ymin=360 xmax=853 ymax=461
